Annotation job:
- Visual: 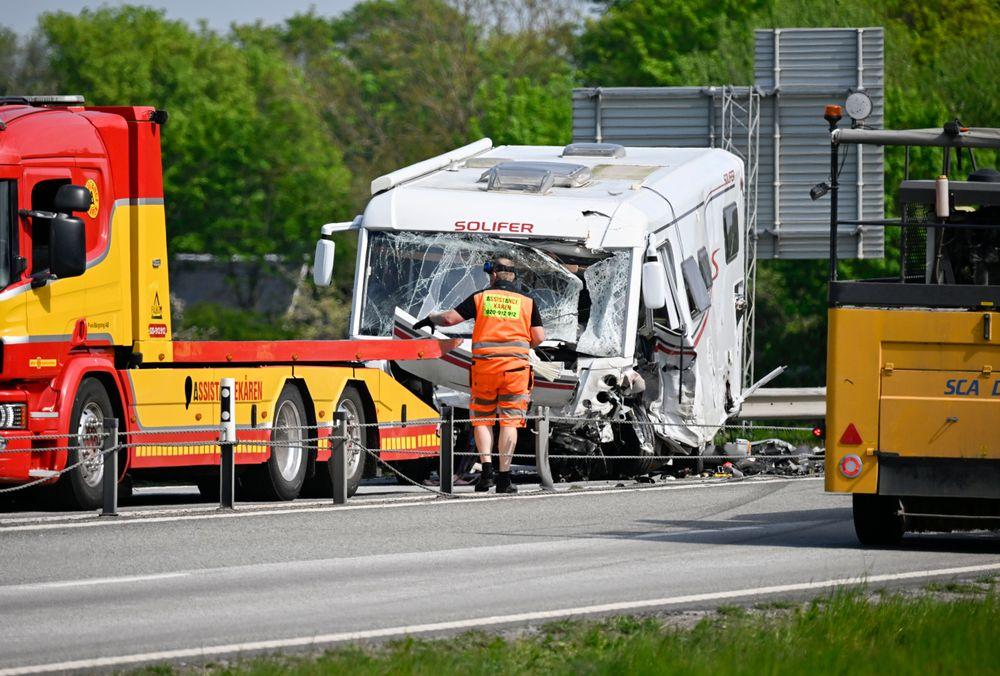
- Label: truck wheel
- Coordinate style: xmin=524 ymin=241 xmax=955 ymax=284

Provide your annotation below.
xmin=61 ymin=379 xmax=116 ymax=510
xmin=247 ymin=384 xmax=309 ymax=501
xmin=853 ymin=493 xmax=905 ymax=546
xmin=332 ymin=386 xmax=368 ymax=498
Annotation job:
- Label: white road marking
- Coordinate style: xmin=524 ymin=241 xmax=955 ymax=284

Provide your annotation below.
xmin=2 ymin=561 xmax=998 ymax=676
xmin=0 ymin=572 xmax=188 ymax=593
xmin=0 ymin=477 xmax=824 ymax=533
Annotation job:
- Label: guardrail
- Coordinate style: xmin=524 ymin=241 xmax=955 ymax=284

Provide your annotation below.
xmin=737 ymin=387 xmax=826 ymax=420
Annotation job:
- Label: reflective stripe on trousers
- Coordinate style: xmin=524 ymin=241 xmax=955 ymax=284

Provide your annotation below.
xmin=472 ymin=341 xmax=530 ymax=351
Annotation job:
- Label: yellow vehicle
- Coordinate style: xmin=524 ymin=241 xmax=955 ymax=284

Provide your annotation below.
xmin=0 ymin=97 xmax=447 ymax=508
xmin=823 ymin=109 xmax=1000 ymax=544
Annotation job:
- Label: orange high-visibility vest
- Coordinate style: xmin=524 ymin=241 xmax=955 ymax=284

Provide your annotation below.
xmin=471 ymin=288 xmax=533 ymax=364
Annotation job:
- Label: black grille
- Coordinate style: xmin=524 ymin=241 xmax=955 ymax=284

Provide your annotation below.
xmin=900 ymin=202 xmax=930 ymax=282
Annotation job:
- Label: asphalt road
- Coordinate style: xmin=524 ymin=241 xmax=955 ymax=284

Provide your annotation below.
xmin=1 ymin=476 xmax=998 ymax=674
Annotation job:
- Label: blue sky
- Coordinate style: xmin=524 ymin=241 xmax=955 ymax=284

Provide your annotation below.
xmin=2 ymin=0 xmax=360 ymax=34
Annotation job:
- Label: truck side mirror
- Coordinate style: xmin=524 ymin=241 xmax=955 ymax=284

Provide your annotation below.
xmin=50 ymin=214 xmax=86 ymax=280
xmin=313 ymin=239 xmax=335 ymax=286
xmin=54 ymin=184 xmax=92 ymax=214
xmin=641 ymin=261 xmax=668 ymax=309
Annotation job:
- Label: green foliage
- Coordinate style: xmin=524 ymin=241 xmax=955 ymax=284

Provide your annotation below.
xmin=36 ymin=6 xmax=350 ymax=261
xmin=174 ymin=303 xmax=299 ymax=341
xmin=471 ymin=74 xmax=575 ymax=146
xmin=174 ymin=288 xmax=349 ymax=341
xmin=578 ymin=0 xmax=762 ymax=85
xmin=141 ymin=590 xmax=1000 ymax=674
xmin=273 ymin=1 xmax=577 ymax=206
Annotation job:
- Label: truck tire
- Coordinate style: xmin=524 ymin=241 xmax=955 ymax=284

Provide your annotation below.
xmin=853 ymin=493 xmax=905 ymax=546
xmin=331 ymin=386 xmax=368 ymax=498
xmin=246 ymin=384 xmax=309 ymax=501
xmin=60 ymin=378 xmax=116 ymax=509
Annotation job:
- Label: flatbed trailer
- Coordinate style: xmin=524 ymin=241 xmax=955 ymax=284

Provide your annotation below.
xmin=0 ymin=96 xmax=449 ymax=508
xmin=822 ymin=108 xmax=1000 ymax=543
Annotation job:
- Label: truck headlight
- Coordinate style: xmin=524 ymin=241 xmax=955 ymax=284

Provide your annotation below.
xmin=0 ymin=403 xmax=26 ymax=429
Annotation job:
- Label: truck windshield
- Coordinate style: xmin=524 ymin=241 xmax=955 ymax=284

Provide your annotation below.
xmin=359 ymin=231 xmax=631 ymax=356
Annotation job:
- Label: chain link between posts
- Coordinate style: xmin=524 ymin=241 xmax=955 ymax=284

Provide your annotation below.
xmin=0 ymin=430 xmax=118 ymax=494
xmin=0 ymin=412 xmax=823 ymax=496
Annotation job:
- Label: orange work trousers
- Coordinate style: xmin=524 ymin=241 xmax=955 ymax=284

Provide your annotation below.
xmin=469 ymin=360 xmax=531 ymax=428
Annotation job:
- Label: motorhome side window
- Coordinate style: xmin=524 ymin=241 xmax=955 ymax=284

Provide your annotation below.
xmin=0 ymin=180 xmax=14 ymax=288
xmin=681 ymin=256 xmax=711 ymax=316
xmin=652 ymin=242 xmax=681 ymax=330
xmin=723 ymin=203 xmax=739 ymax=263
xmin=696 ymin=247 xmax=712 ymax=289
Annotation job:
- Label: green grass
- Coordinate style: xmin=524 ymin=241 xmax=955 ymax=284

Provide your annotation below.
xmin=145 ymin=589 xmax=1000 ymax=675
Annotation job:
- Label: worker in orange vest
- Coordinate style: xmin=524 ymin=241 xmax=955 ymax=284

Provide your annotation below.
xmin=413 ymin=256 xmax=545 ymax=493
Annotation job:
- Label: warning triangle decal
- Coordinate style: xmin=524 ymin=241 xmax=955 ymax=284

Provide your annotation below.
xmin=839 ymin=423 xmax=863 ymax=446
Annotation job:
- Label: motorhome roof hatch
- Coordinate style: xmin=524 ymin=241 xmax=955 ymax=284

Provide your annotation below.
xmin=479 ymin=161 xmax=591 ymax=193
xmin=561 ymin=142 xmax=626 ymax=159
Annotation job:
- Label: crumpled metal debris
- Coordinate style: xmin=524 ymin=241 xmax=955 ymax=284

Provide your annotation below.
xmin=729 ymin=440 xmax=825 ymax=477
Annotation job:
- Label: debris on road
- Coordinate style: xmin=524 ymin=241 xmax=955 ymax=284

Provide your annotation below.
xmin=729 ymin=440 xmax=825 ymax=478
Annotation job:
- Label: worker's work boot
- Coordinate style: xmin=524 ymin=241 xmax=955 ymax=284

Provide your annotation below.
xmin=495 ymin=472 xmax=518 ymax=494
xmin=475 ymin=462 xmax=494 ymax=492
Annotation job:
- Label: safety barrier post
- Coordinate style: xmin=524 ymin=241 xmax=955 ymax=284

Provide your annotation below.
xmin=439 ymin=406 xmax=454 ymax=494
xmin=330 ymin=411 xmax=348 ymax=505
xmin=535 ymin=407 xmax=555 ymax=491
xmin=219 ymin=377 xmax=236 ymax=509
xmin=100 ymin=417 xmax=119 ymax=516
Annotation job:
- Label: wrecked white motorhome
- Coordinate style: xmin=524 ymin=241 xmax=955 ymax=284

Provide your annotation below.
xmin=315 ymin=139 xmax=758 ymax=473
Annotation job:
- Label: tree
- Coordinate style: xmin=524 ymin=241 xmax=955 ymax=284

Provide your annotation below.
xmin=37 ymin=6 xmax=352 ymax=287
xmin=577 ymin=0 xmax=762 ymax=86
xmin=470 ymin=73 xmax=574 ymax=145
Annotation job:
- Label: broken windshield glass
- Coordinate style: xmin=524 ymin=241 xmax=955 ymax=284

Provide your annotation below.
xmin=360 ymin=231 xmax=583 ymax=341
xmin=577 ymin=250 xmax=631 ymax=356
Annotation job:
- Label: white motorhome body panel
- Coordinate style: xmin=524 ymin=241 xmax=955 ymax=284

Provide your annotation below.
xmin=392 ymin=310 xmax=578 ymax=409
xmin=346 ymin=141 xmax=746 ymax=454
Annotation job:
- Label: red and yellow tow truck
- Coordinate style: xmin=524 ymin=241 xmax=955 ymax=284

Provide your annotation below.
xmin=0 ymin=95 xmax=448 ymax=508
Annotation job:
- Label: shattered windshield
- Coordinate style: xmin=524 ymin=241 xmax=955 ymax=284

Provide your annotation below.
xmin=577 ymin=250 xmax=632 ymax=356
xmin=359 ymin=231 xmax=631 ymax=356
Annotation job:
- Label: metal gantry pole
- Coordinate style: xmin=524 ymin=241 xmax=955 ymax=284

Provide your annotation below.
xmin=535 ymin=407 xmax=555 ymax=491
xmin=330 ymin=411 xmax=348 ymax=505
xmin=829 ymin=138 xmax=840 ymax=282
xmin=100 ymin=417 xmax=119 ymax=517
xmin=828 ymin=111 xmax=841 ymax=283
xmin=219 ymin=377 xmax=236 ymax=509
xmin=439 ymin=406 xmax=454 ymax=495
